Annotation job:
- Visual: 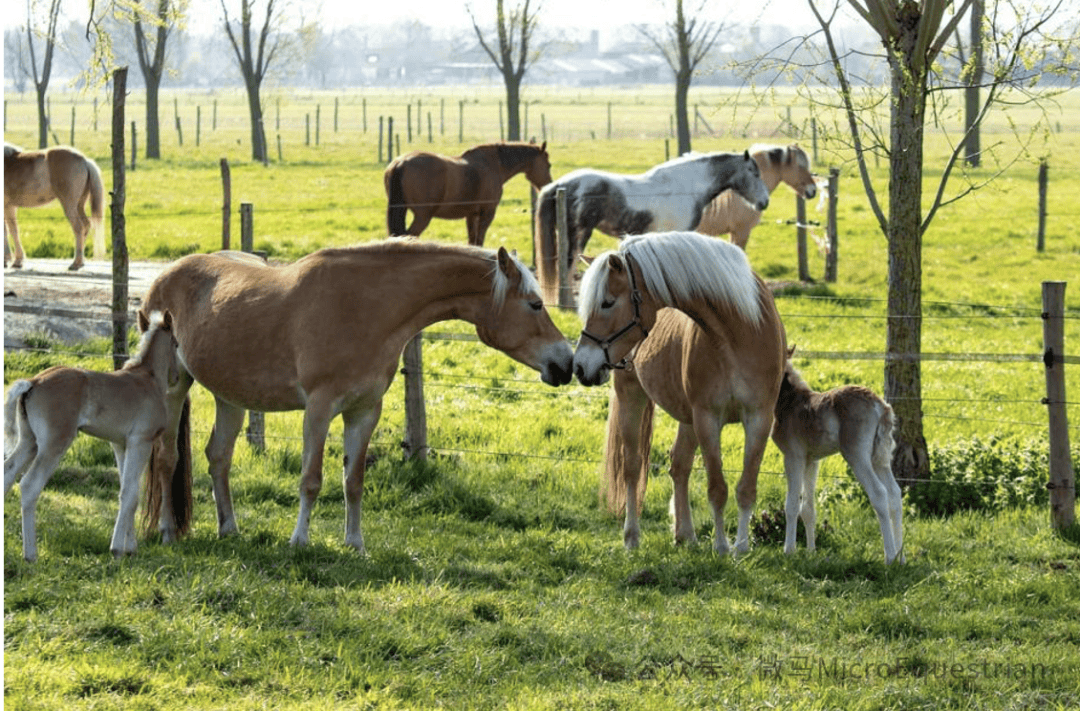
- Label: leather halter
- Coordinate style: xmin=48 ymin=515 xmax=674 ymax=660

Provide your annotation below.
xmin=579 ymin=252 xmax=649 ymax=371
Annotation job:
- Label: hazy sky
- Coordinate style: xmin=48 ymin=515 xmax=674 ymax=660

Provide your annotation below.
xmin=7 ymin=0 xmax=832 ymax=36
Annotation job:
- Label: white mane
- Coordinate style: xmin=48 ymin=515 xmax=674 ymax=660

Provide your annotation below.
xmin=125 ymin=310 xmax=170 ymax=369
xmin=491 ymin=250 xmax=541 ymax=308
xmin=578 ymin=231 xmax=763 ymax=325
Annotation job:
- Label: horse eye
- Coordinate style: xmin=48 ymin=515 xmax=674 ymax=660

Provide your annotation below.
xmin=529 ymin=300 xmax=543 ymax=311
xmin=601 ymin=298 xmax=615 ymax=309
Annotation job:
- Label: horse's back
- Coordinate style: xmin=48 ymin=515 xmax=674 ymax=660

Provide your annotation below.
xmin=696 ymin=191 xmax=762 ymax=237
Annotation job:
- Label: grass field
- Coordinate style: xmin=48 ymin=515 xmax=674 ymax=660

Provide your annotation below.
xmin=4 ymin=85 xmax=1080 ymax=709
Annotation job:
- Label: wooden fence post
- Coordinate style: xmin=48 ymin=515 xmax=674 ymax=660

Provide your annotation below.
xmin=555 ymin=187 xmax=573 ymax=309
xmin=378 ymin=116 xmax=384 ymax=163
xmin=1037 ymin=161 xmax=1048 ymax=252
xmin=824 ymin=167 xmax=839 ymax=282
xmin=241 ymin=202 xmax=265 ymax=452
xmin=1042 ymin=281 xmax=1075 ymax=530
xmin=402 ymin=334 xmax=428 ymax=460
xmin=130 ymin=121 xmax=137 ymax=171
xmin=796 ymin=195 xmax=810 ymax=282
xmin=387 ymin=117 xmax=394 ymax=163
xmin=220 ymin=158 xmax=231 ymax=250
xmin=110 ymin=68 xmax=129 ymax=371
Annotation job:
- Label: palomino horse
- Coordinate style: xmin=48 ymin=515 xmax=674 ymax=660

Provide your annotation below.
xmin=385 ymin=141 xmax=552 ymax=246
xmin=142 ymin=240 xmax=574 ymax=554
xmin=696 ymin=144 xmax=818 ymax=250
xmin=4 ymin=310 xmax=179 ymax=561
xmin=771 ymin=356 xmax=905 ymax=563
xmin=535 ymin=150 xmax=770 ymax=304
xmin=573 ymin=231 xmax=786 ymax=553
xmin=4 ymin=142 xmax=106 ymax=270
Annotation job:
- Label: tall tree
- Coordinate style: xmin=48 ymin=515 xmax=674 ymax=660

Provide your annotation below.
xmin=962 ymin=0 xmax=984 ymax=167
xmin=25 ymin=0 xmax=63 ymax=148
xmin=221 ymin=0 xmax=283 ymax=162
xmin=637 ymin=0 xmax=724 ymax=156
xmin=805 ymin=0 xmax=1076 ymax=486
xmin=468 ymin=0 xmax=541 ymax=142
xmin=133 ymin=0 xmax=186 ymax=159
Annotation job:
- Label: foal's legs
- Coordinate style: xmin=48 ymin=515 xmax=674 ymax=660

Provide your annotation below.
xmin=14 ymin=422 xmax=76 ymax=562
xmin=341 ymin=401 xmax=382 ymax=553
xmin=781 ymin=449 xmax=807 ymax=554
xmin=876 ymin=459 xmax=905 ymax=564
xmin=801 ymin=459 xmax=820 ymax=552
xmin=205 ymin=396 xmax=247 ymax=537
xmin=668 ymin=423 xmax=698 ymax=545
xmin=110 ymin=436 xmax=154 ymax=557
xmin=845 ymin=446 xmax=900 ymax=563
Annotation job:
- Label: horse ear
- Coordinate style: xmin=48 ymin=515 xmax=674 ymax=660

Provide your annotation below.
xmin=579 ymin=254 xmax=595 ymax=266
xmin=162 ymin=310 xmax=173 ymax=330
xmin=743 ymin=149 xmax=752 ymax=161
xmin=786 ymin=344 xmax=797 ymax=358
xmin=540 ymin=141 xmax=547 ymax=153
xmin=608 ymin=254 xmax=625 ymax=274
xmin=496 ymin=246 xmax=518 ymax=281
xmin=137 ymin=308 xmax=150 ymax=333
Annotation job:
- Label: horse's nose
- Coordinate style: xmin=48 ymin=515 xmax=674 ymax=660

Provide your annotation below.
xmin=758 ymin=196 xmax=770 ymax=211
xmin=804 ymin=185 xmax=818 ymax=199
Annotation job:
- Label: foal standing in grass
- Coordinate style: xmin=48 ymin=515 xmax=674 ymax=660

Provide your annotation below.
xmin=4 ymin=310 xmax=180 ymax=561
xmin=771 ymin=357 xmax=905 ymax=563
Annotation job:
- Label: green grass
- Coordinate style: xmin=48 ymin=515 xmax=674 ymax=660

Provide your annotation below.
xmin=5 ymin=85 xmax=1080 ymax=709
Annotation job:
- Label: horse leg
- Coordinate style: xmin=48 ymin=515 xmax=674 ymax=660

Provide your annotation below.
xmin=669 ymin=422 xmax=699 ymax=545
xmin=607 ymin=369 xmax=653 ymax=550
xmin=15 ymin=424 xmax=76 ymax=562
xmin=205 ymin=397 xmax=247 ymax=538
xmin=801 ymin=459 xmax=820 ymax=552
xmin=5 ymin=205 xmax=24 ymax=268
xmin=844 ymin=445 xmax=899 ymax=563
xmin=405 ymin=208 xmax=434 ymax=237
xmin=733 ymin=409 xmax=773 ymax=554
xmin=692 ymin=411 xmax=731 ymax=554
xmin=111 ymin=437 xmax=154 ymax=557
xmin=876 ymin=458 xmax=905 ymax=564
xmin=153 ymin=371 xmax=194 ymax=543
xmin=780 ymin=449 xmax=807 ymax=554
xmin=468 ymin=209 xmax=497 ymax=247
xmin=290 ymin=392 xmax=336 ymax=547
xmin=341 ymin=401 xmax=382 ymax=553
xmin=4 ymin=417 xmax=37 ymax=495
xmin=61 ymin=197 xmax=89 ymax=271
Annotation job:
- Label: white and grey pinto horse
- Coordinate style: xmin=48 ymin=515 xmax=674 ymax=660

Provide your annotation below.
xmin=534 ymin=150 xmax=770 ymax=304
xmin=770 ymin=356 xmax=905 ymax=564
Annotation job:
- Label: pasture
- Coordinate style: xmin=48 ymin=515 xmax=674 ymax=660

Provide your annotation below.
xmin=4 ymin=85 xmax=1080 ymax=709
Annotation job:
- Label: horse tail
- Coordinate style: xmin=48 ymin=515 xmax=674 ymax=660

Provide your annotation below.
xmin=85 ymin=155 xmax=106 ymax=260
xmin=386 ymin=164 xmax=408 ymax=236
xmin=873 ymin=399 xmax=897 ymax=474
xmin=4 ymin=380 xmax=33 ymax=455
xmin=535 ymin=185 xmax=560 ymax=305
xmin=601 ymin=385 xmax=654 ymax=516
xmin=143 ymin=395 xmax=193 ymax=538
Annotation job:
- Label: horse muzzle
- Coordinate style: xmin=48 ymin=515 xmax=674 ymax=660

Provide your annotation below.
xmin=540 ymin=343 xmax=574 ymax=386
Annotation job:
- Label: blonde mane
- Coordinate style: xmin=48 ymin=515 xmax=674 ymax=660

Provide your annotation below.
xmin=578 ymin=231 xmax=763 ymax=324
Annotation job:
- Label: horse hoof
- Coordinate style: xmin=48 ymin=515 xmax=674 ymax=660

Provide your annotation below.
xmin=68 ymin=262 xmax=83 ymax=271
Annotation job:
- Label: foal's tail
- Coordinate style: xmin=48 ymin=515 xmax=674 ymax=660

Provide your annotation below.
xmin=4 ymin=380 xmax=32 ymax=457
xmin=601 ymin=386 xmax=653 ymax=515
xmin=535 ymin=186 xmax=560 ymax=305
xmin=143 ymin=396 xmax=193 ymax=538
xmin=873 ymin=400 xmax=898 ymax=474
xmin=85 ymin=156 xmax=106 ymax=259
xmin=385 ymin=164 xmax=408 ymax=236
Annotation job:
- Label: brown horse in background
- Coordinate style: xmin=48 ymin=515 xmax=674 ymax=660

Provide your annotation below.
xmin=573 ymin=231 xmax=786 ymax=553
xmin=141 ymin=240 xmax=573 ymax=554
xmin=384 ymin=141 xmax=552 ymax=246
xmin=696 ymin=144 xmax=817 ymax=250
xmin=4 ymin=143 xmax=106 ymax=271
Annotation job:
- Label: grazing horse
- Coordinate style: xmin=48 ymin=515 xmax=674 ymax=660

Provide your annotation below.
xmin=142 ymin=240 xmax=574 ymax=554
xmin=535 ymin=150 xmax=770 ymax=304
xmin=771 ymin=356 xmax=905 ymax=563
xmin=573 ymin=231 xmax=786 ymax=553
xmin=695 ymin=144 xmax=818 ymax=250
xmin=4 ymin=142 xmax=106 ymax=270
xmin=384 ymin=141 xmax=552 ymax=246
xmin=4 ymin=310 xmax=179 ymax=561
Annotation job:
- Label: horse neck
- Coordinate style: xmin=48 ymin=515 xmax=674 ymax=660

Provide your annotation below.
xmin=758 ymin=157 xmax=784 ymax=192
xmin=126 ymin=332 xmax=174 ymax=393
xmin=380 ymin=249 xmax=501 ymax=333
xmin=775 ymin=368 xmax=814 ymax=420
xmin=495 ymin=145 xmax=536 ymax=182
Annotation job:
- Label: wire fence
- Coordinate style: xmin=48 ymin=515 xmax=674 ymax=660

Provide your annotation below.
xmin=5 ymin=278 xmax=1078 ymax=491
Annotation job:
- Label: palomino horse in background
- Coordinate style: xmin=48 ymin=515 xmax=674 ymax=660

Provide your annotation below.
xmin=384 ymin=141 xmax=552 ymax=246
xmin=142 ymin=240 xmax=573 ymax=554
xmin=4 ymin=143 xmax=106 ymax=270
xmin=535 ymin=150 xmax=770 ymax=305
xmin=771 ymin=355 xmax=905 ymax=563
xmin=696 ymin=144 xmax=818 ymax=249
xmin=573 ymin=231 xmax=786 ymax=553
xmin=4 ymin=310 xmax=179 ymax=561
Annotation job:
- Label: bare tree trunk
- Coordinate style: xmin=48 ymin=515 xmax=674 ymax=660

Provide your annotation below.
xmin=245 ymin=77 xmax=267 ymax=162
xmin=145 ymin=80 xmax=162 ymax=158
xmin=964 ymin=0 xmax=984 ymax=167
xmin=505 ymin=74 xmax=521 ymax=141
xmin=674 ymin=74 xmax=691 ymax=155
xmin=884 ymin=8 xmax=931 ymax=488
